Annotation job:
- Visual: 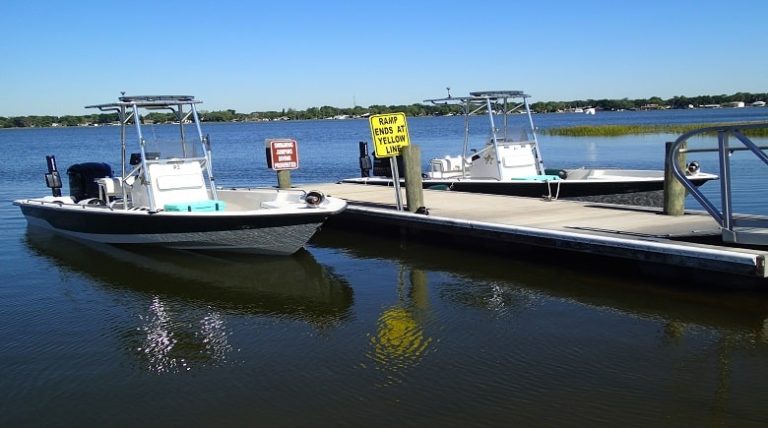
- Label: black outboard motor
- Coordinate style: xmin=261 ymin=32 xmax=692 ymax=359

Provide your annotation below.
xmin=44 ymin=155 xmax=62 ymax=197
xmin=373 ymin=156 xmax=403 ymax=178
xmin=66 ymin=162 xmax=113 ymax=202
xmin=358 ymin=141 xmax=372 ymax=177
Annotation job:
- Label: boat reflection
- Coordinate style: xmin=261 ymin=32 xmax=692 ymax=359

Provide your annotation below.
xmin=25 ymin=230 xmax=354 ymax=372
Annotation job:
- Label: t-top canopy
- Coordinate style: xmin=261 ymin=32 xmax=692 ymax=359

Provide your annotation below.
xmin=86 ymin=95 xmax=201 ymax=110
xmin=469 ymin=90 xmax=529 ymax=99
xmin=424 ymin=90 xmax=529 ymax=105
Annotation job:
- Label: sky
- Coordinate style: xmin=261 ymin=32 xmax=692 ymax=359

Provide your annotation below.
xmin=1 ymin=0 xmax=766 ymax=116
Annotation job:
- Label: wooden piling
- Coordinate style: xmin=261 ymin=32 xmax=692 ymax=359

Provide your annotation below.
xmin=663 ymin=141 xmax=686 ymax=216
xmin=277 ymin=170 xmax=292 ymax=189
xmin=401 ymin=145 xmax=424 ymax=213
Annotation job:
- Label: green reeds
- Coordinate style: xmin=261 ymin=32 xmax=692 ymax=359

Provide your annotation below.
xmin=542 ymin=123 xmax=768 ymax=137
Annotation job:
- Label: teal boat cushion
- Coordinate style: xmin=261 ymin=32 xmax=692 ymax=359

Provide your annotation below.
xmin=163 ymin=200 xmax=226 ymax=212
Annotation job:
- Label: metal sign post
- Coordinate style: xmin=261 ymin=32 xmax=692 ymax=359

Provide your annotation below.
xmin=389 ymin=156 xmax=404 ymax=211
xmin=369 ymin=112 xmax=410 ymax=211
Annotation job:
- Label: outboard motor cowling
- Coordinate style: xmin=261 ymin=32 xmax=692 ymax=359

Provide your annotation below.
xmin=67 ymin=162 xmax=113 ymax=202
xmin=358 ymin=141 xmax=372 ymax=177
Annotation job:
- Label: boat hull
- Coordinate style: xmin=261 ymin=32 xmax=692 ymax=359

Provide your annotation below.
xmin=16 ymin=201 xmax=334 ymax=255
xmin=341 ymin=174 xmax=716 ymax=205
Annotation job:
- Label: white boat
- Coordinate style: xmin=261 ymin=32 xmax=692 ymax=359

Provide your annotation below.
xmin=14 ymin=95 xmax=346 ymax=255
xmin=343 ymin=90 xmax=717 ymax=204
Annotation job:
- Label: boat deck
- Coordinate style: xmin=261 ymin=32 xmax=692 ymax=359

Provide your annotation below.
xmin=299 ymin=183 xmax=768 ymax=282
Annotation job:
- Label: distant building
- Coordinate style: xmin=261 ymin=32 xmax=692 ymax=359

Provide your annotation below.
xmin=640 ymin=104 xmax=668 ymax=110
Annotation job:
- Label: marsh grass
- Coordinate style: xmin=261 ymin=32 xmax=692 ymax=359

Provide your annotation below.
xmin=542 ymin=123 xmax=768 ymax=137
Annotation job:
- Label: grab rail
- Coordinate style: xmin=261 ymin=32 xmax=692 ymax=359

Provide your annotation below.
xmin=668 ymin=121 xmax=768 ymax=244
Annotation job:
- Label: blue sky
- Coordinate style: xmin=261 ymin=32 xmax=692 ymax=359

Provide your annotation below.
xmin=1 ymin=0 xmax=766 ymax=116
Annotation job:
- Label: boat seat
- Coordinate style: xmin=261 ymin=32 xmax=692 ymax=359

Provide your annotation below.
xmin=96 ymin=177 xmax=123 ymax=201
xmin=130 ymin=160 xmax=210 ymax=210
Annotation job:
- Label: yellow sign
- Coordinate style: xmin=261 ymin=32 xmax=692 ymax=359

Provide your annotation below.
xmin=369 ymin=112 xmax=410 ymax=158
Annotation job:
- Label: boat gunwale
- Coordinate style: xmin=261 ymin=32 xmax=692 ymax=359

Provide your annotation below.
xmin=13 ymin=198 xmax=346 ymax=217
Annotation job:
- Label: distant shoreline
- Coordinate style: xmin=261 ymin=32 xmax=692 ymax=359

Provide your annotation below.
xmin=3 ymin=91 xmax=766 ymax=129
xmin=4 ymin=117 xmax=767 ymax=137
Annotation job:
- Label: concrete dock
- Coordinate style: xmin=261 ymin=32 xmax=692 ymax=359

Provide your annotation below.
xmin=301 ymin=183 xmax=767 ymax=284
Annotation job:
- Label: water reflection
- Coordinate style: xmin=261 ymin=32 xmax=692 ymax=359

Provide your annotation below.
xmin=314 ymin=230 xmax=768 ymax=422
xmin=313 ymin=230 xmax=768 ymax=336
xmin=130 ymin=296 xmax=237 ymax=373
xmin=25 ymin=230 xmax=353 ymax=372
xmin=368 ymin=269 xmax=433 ymax=383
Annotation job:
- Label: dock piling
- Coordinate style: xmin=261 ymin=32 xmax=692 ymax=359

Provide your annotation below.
xmin=402 ymin=144 xmax=425 ymax=213
xmin=277 ymin=170 xmax=292 ymax=189
xmin=664 ymin=141 xmax=686 ymax=216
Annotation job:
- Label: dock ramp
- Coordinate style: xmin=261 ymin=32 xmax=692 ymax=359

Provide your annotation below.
xmin=669 ymin=121 xmax=768 ymax=245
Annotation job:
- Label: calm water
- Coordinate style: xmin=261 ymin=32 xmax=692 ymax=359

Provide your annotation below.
xmin=2 ymin=109 xmax=768 ymax=426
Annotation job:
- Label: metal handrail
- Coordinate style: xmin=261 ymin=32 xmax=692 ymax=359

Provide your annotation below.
xmin=668 ymin=121 xmax=768 ymax=242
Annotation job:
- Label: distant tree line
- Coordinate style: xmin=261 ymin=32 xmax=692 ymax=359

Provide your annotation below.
xmin=530 ymin=92 xmax=768 ymax=113
xmin=2 ymin=92 xmax=766 ymax=128
xmin=0 ymin=113 xmax=121 ymax=129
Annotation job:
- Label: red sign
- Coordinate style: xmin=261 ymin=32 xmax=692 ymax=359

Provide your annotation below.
xmin=267 ymin=139 xmax=299 ymax=170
